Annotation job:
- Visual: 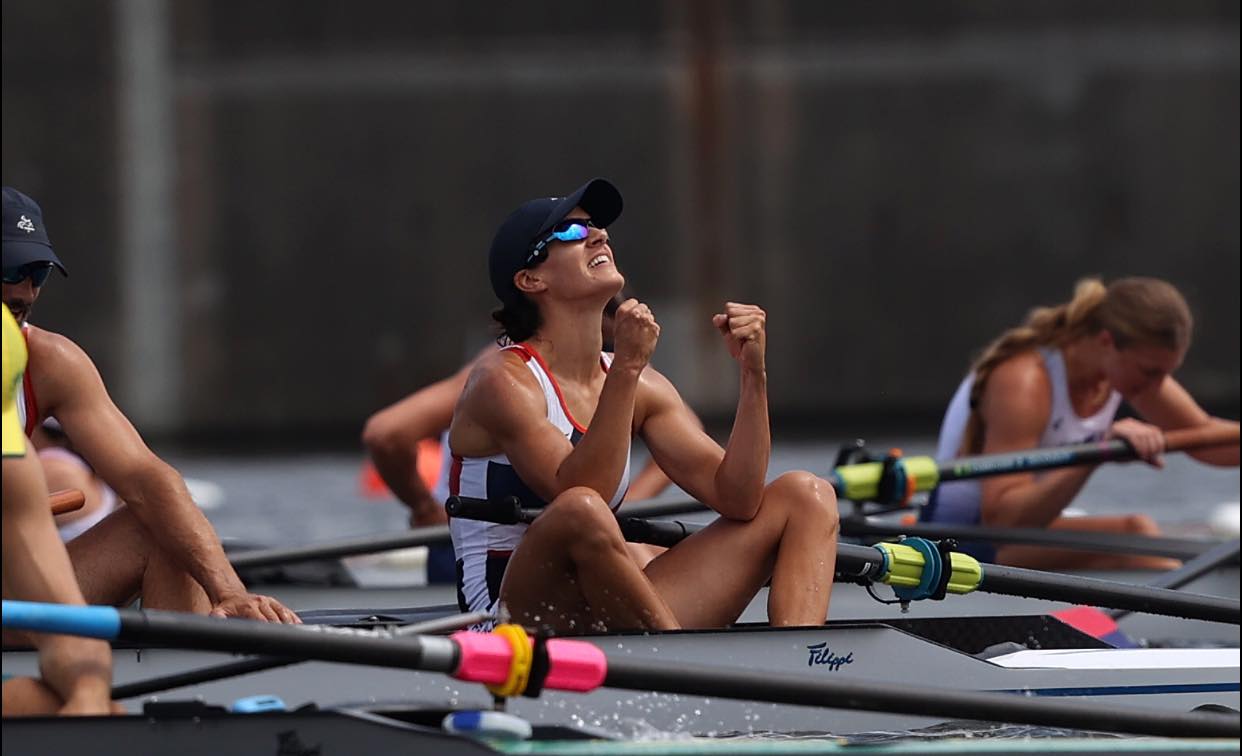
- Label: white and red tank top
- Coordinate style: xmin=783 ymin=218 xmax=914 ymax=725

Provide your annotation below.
xmin=448 ymin=343 xmax=630 ymax=616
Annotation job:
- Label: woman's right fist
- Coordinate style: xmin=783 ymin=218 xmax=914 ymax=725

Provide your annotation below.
xmin=611 ymin=299 xmax=660 ymax=371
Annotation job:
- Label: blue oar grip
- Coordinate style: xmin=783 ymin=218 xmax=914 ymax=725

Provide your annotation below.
xmin=1 ymin=600 xmax=121 ymax=640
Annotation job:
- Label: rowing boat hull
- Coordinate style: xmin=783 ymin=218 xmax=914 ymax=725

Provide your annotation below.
xmin=4 ymin=614 xmax=1235 ymax=737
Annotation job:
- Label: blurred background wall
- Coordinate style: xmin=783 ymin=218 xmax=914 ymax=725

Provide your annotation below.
xmin=3 ymin=0 xmax=1238 ymax=446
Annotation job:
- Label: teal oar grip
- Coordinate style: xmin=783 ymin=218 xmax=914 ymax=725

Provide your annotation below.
xmin=871 ymin=542 xmax=983 ymax=600
xmin=1 ymin=600 xmax=121 ymax=640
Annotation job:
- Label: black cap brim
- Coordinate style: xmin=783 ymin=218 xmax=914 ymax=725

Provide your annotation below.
xmin=535 ymin=178 xmax=624 ymax=237
xmin=2 ymin=240 xmax=67 ymax=277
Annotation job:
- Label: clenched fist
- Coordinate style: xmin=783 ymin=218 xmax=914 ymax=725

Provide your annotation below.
xmin=611 ymin=298 xmax=660 ymax=372
xmin=712 ymin=302 xmax=766 ymax=372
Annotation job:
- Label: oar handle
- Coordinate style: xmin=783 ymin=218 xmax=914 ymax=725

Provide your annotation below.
xmin=49 ymin=488 xmax=86 ymax=516
xmin=1165 ymin=423 xmax=1239 ymax=452
xmin=445 ymin=495 xmax=527 ymax=524
xmin=835 ymin=423 xmax=1240 ymax=505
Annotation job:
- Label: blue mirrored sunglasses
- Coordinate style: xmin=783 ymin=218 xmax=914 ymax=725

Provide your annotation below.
xmin=2 ymin=262 xmax=55 ymax=287
xmin=524 ymin=218 xmax=598 ymax=267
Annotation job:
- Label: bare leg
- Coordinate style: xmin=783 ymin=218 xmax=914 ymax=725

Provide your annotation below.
xmin=1 ymin=677 xmax=126 ymax=717
xmin=645 ymin=471 xmax=839 ymax=628
xmin=66 ymin=506 xmax=211 ymax=612
xmin=996 ymin=515 xmax=1182 ymax=571
xmin=500 ymin=487 xmax=679 ymax=633
xmin=2 ymin=677 xmax=64 ymax=717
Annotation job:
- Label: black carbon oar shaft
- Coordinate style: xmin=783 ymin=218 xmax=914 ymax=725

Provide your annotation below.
xmin=938 ymin=424 xmax=1239 ymax=484
xmin=115 ymin=609 xmax=456 ymax=672
xmin=980 ymin=563 xmax=1240 ymax=624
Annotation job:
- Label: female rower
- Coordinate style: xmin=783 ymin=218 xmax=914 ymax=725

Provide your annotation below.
xmin=447 ymin=178 xmax=839 ymax=633
xmin=923 ymin=277 xmax=1239 ymax=569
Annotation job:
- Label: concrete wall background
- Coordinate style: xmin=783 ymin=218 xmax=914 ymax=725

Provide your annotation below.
xmin=3 ymin=1 xmax=1237 ymax=443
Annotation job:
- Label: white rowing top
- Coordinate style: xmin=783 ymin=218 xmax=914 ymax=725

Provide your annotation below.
xmin=926 ymin=347 xmax=1122 ymax=525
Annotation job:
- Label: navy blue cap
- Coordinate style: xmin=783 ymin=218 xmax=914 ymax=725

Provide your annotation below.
xmin=2 ymin=187 xmax=67 ymax=276
xmin=488 ymin=178 xmax=622 ymax=305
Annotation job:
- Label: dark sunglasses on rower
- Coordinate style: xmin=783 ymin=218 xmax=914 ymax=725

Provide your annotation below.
xmin=524 ymin=218 xmax=599 ymax=268
xmin=2 ymin=262 xmax=55 ymax=287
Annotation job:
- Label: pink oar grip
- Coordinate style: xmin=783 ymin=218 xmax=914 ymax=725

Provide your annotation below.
xmin=451 ymin=631 xmax=512 ymax=685
xmin=543 ymin=638 xmax=607 ymax=692
xmin=450 ymin=631 xmax=608 ymax=692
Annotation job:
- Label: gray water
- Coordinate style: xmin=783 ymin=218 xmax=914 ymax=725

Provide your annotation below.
xmin=168 ymin=437 xmax=1239 ymax=547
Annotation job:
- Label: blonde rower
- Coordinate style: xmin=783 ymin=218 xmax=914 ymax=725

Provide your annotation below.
xmin=924 ymin=277 xmax=1239 ymax=569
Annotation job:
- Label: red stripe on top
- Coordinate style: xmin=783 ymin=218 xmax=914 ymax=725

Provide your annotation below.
xmin=501 ymin=343 xmax=533 ymax=363
xmin=20 ymin=326 xmax=39 ymax=436
xmin=449 ymin=455 xmax=464 ymax=497
xmin=511 ymin=343 xmax=590 ymax=434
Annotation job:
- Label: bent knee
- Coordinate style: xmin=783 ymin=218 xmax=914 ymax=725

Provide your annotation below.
xmin=545 ymin=487 xmax=613 ymax=523
xmin=766 ymin=471 xmax=839 ymax=526
xmin=767 ymin=471 xmax=839 ymax=508
xmin=538 ymin=487 xmax=623 ymax=545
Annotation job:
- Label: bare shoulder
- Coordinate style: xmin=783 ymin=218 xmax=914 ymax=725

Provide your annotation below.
xmin=637 ymin=363 xmax=677 ymax=395
xmin=458 ymin=348 xmax=544 ymax=414
xmin=451 ymin=347 xmax=547 ymax=456
xmin=986 ymin=350 xmax=1050 ymax=399
xmin=23 ymin=325 xmax=104 ymax=399
xmin=24 ymin=325 xmax=94 ymax=369
xmin=980 ymin=350 xmax=1051 ymax=437
xmin=634 ymin=364 xmax=686 ymax=420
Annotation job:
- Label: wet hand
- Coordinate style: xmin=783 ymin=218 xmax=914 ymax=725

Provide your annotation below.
xmin=210 ymin=592 xmax=302 ymax=624
xmin=712 ymin=302 xmax=766 ymax=371
xmin=1108 ymin=418 xmax=1165 ymax=468
xmin=611 ymin=298 xmax=659 ymax=372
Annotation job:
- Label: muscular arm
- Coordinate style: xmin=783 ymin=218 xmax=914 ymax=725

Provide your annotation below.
xmin=637 ymin=371 xmax=729 ymax=511
xmin=977 ymin=355 xmax=1097 ymax=528
xmin=623 ymin=405 xmax=705 ymax=502
xmin=642 ymin=304 xmax=771 ymax=520
xmin=641 ymin=374 xmax=770 ymax=520
xmin=28 ymin=330 xmax=289 ymax=619
xmin=1128 ymin=377 xmax=1240 ymax=467
xmin=2 ymin=454 xmax=112 ymax=714
xmin=362 ymin=347 xmax=489 ymax=521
